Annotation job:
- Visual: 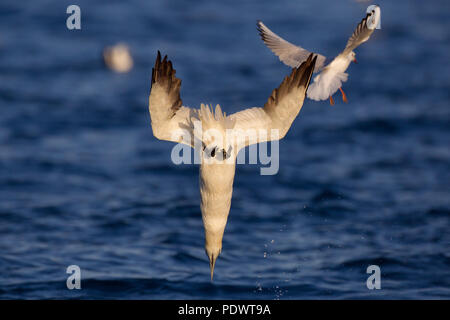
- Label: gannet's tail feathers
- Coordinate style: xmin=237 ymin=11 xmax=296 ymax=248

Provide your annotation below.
xmin=197 ymin=103 xmax=236 ymax=132
xmin=193 ymin=103 xmax=236 ymax=150
xmin=256 ymin=20 xmax=326 ymax=72
xmin=230 ymin=53 xmax=317 ymax=148
xmin=149 ymin=51 xmax=197 ymax=146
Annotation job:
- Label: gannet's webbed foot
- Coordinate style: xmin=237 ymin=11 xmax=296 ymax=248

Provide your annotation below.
xmin=339 ymin=87 xmax=348 ymax=103
xmin=329 ymin=95 xmax=335 ymax=106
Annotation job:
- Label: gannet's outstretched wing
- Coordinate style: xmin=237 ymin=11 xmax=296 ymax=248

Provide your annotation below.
xmin=257 ymin=21 xmax=325 ymax=72
xmin=342 ymin=6 xmax=380 ymax=55
xmin=230 ymin=54 xmax=317 ymax=149
xmin=149 ymin=51 xmax=198 ymax=147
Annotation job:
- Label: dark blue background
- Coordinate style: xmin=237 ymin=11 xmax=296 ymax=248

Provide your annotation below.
xmin=0 ymin=0 xmax=449 ymax=299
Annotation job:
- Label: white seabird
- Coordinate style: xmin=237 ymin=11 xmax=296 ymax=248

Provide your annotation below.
xmin=148 ymin=51 xmax=317 ymax=279
xmin=103 ymin=43 xmax=134 ymax=73
xmin=257 ymin=5 xmax=381 ymax=105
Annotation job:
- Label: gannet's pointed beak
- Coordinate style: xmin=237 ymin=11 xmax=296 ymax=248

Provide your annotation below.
xmin=209 ymin=254 xmax=217 ymax=281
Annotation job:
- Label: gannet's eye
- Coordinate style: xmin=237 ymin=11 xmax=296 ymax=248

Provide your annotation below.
xmin=210 ymin=147 xmax=216 ymax=157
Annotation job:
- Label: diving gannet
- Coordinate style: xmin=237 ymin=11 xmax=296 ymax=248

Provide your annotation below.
xmin=148 ymin=51 xmax=317 ymax=279
xmin=257 ymin=5 xmax=380 ymax=105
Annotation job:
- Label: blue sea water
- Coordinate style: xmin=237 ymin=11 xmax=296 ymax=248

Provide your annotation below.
xmin=0 ymin=0 xmax=449 ymax=299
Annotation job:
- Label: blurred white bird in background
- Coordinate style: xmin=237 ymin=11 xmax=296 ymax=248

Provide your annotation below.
xmin=103 ymin=43 xmax=134 ymax=73
xmin=257 ymin=5 xmax=381 ymax=105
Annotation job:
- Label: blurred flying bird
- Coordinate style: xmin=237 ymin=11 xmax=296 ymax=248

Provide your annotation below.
xmin=103 ymin=43 xmax=134 ymax=73
xmin=148 ymin=51 xmax=316 ymax=280
xmin=257 ymin=5 xmax=381 ymax=105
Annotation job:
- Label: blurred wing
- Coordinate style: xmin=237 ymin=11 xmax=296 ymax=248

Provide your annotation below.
xmin=257 ymin=20 xmax=326 ymax=72
xmin=343 ymin=7 xmax=380 ymax=54
xmin=149 ymin=51 xmax=197 ymax=147
xmin=230 ymin=54 xmax=317 ymax=149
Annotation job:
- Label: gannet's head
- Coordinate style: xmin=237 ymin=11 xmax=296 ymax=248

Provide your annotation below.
xmin=193 ymin=104 xmax=237 ymax=165
xmin=205 ymin=235 xmax=222 ymax=281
